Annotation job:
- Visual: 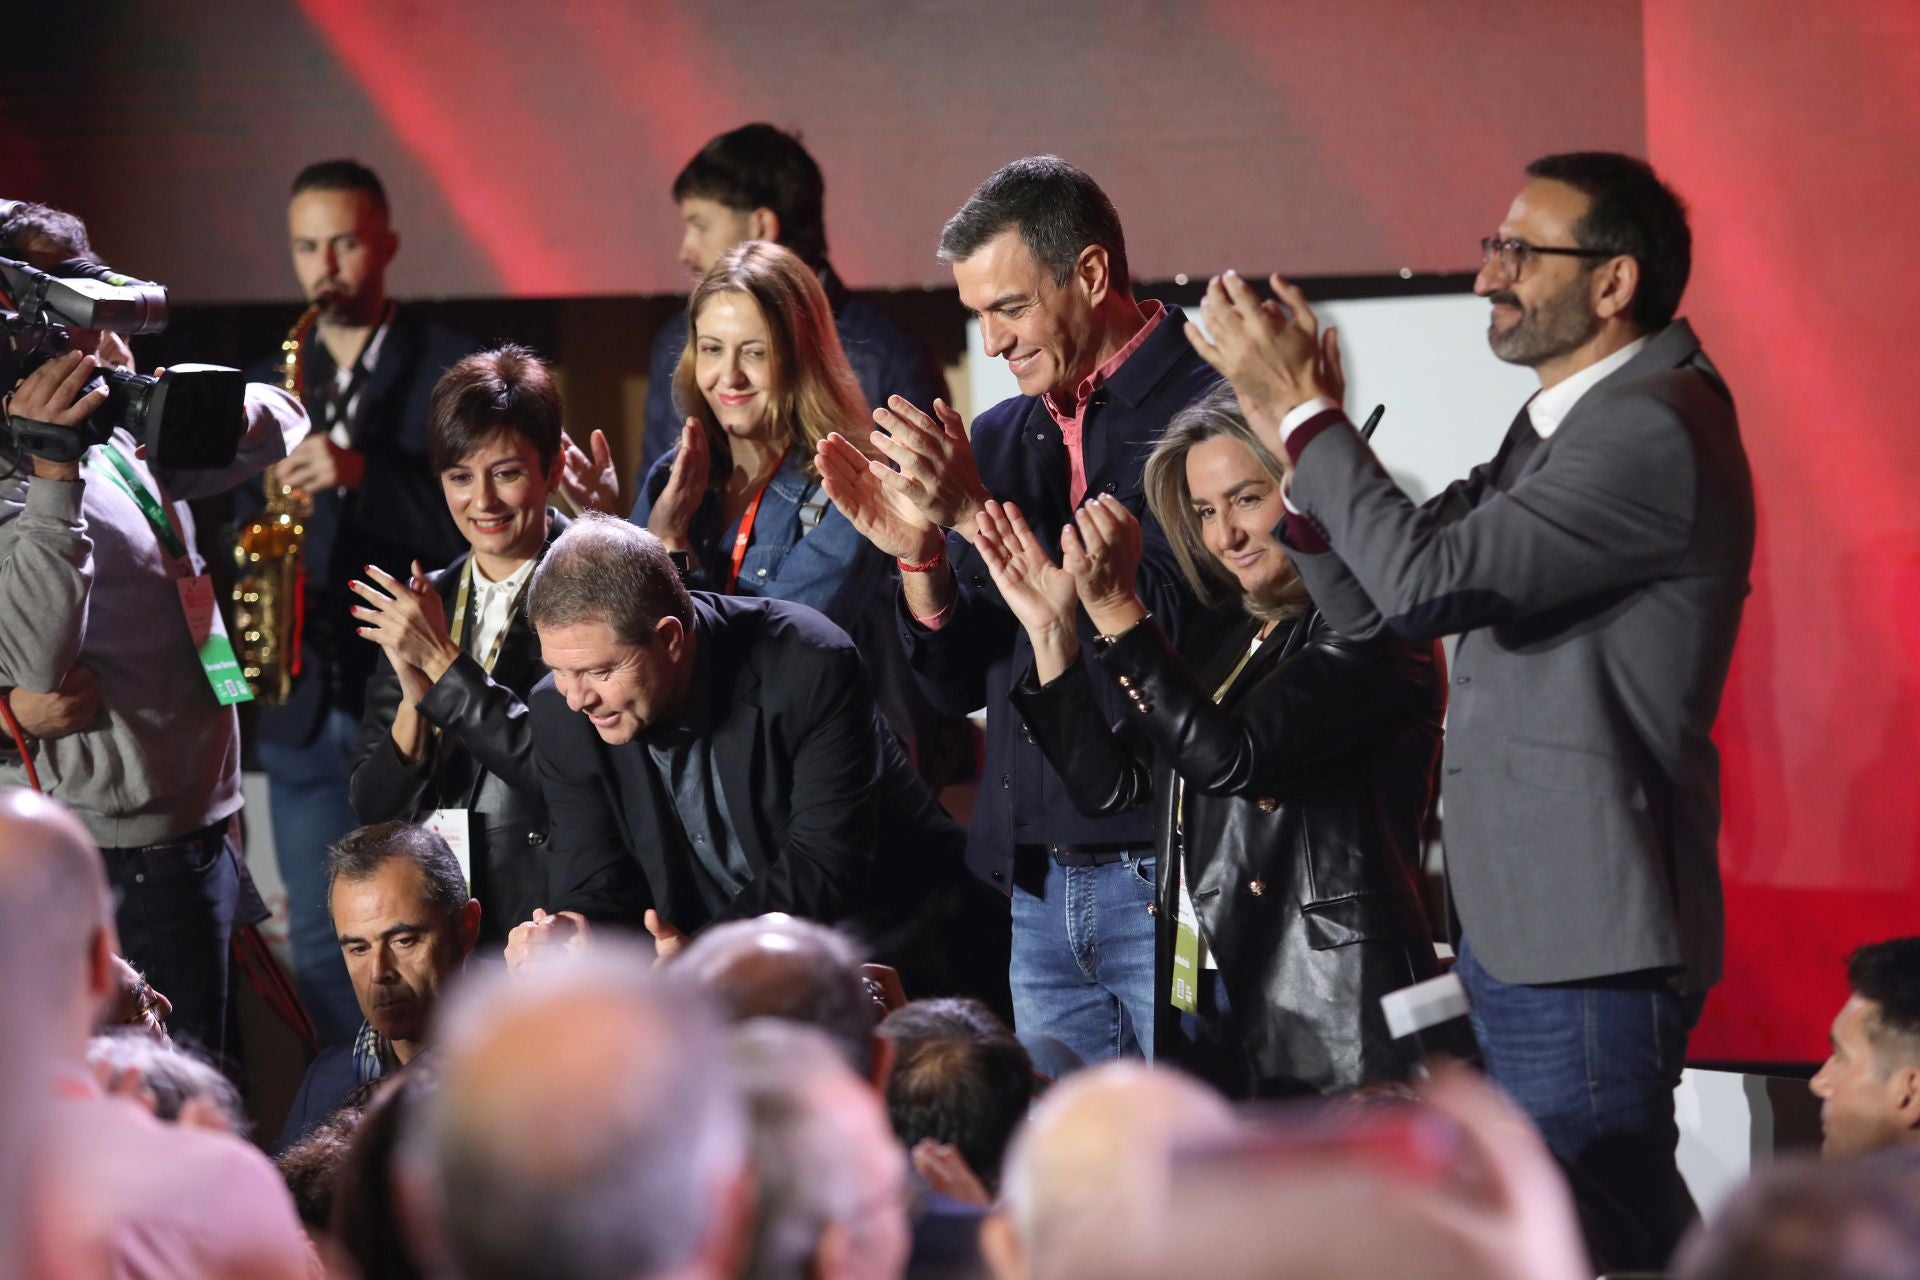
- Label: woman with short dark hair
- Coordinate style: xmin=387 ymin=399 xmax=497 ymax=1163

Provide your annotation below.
xmin=346 ymin=344 xmax=570 ymax=945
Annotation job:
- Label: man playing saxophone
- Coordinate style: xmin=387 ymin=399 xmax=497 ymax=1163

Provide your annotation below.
xmin=0 ymin=200 xmax=308 ymax=1064
xmin=242 ymin=159 xmax=480 ymax=1046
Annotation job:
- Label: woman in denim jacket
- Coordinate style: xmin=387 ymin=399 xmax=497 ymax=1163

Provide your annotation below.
xmin=629 ymin=240 xmax=976 ymax=789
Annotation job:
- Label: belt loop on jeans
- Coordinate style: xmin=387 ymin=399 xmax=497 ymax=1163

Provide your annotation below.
xmin=1022 ymin=842 xmax=1134 ymax=868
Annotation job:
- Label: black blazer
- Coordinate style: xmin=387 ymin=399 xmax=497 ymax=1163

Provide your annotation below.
xmin=535 ymin=593 xmax=967 ymax=942
xmin=347 ymin=512 xmax=569 ymax=943
xmin=1011 ymin=604 xmax=1448 ymax=1096
xmin=899 ymin=305 xmax=1217 ymax=889
xmin=247 ymin=304 xmax=481 ymax=744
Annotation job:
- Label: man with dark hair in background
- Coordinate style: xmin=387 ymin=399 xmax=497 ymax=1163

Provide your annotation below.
xmin=250 ymin=158 xmax=483 ymax=1047
xmin=604 ymin=122 xmax=948 ymax=481
xmin=1811 ymin=937 xmax=1920 ymax=1158
xmin=0 ymin=200 xmax=306 ymax=1064
xmin=1192 ymin=151 xmax=1753 ymax=1268
xmin=821 ymin=155 xmax=1215 ymax=1068
xmin=278 ymin=820 xmax=481 ymax=1150
xmin=879 ymin=997 xmax=1033 ymax=1198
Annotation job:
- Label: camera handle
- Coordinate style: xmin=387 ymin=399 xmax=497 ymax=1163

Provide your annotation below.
xmin=5 ymin=411 xmax=85 ymax=462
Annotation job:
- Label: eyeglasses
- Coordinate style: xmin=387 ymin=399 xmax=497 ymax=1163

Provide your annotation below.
xmin=1480 ymin=236 xmax=1617 ymax=281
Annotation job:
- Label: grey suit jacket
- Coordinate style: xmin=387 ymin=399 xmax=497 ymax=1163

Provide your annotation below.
xmin=1281 ymin=320 xmax=1754 ymax=989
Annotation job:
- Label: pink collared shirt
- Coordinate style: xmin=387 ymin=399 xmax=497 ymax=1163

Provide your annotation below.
xmin=42 ymin=1072 xmax=315 ymax=1278
xmin=1041 ymin=300 xmax=1167 ymax=508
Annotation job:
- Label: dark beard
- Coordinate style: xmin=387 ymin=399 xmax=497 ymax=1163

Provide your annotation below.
xmin=1487 ymin=277 xmax=1599 ymax=368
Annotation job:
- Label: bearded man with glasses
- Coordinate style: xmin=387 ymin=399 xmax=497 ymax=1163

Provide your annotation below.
xmin=1187 ymin=151 xmax=1755 ymax=1272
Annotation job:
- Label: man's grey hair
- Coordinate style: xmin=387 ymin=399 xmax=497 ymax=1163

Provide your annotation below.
xmin=85 ymin=1030 xmax=246 ymax=1135
xmin=677 ymin=914 xmax=874 ymax=1075
xmin=731 ymin=1019 xmax=885 ymax=1280
xmin=937 ymin=155 xmax=1131 ymax=296
xmin=402 ymin=943 xmax=746 ymax=1280
xmin=325 ymin=821 xmax=469 ymax=922
xmin=526 ymin=511 xmax=693 ymax=647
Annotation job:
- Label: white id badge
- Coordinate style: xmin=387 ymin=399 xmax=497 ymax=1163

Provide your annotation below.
xmin=426 ymin=808 xmax=475 ymax=890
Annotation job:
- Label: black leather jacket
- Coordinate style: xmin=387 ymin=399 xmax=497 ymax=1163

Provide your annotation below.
xmin=347 ymin=513 xmax=568 ymax=945
xmin=1011 ymin=603 xmax=1447 ymax=1096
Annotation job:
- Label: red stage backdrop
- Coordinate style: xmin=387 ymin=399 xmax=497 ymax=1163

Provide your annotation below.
xmin=5 ymin=1 xmax=1912 ymax=1063
xmin=0 ymin=1 xmax=1642 ymax=302
xmin=1646 ymin=0 xmax=1920 ymax=1062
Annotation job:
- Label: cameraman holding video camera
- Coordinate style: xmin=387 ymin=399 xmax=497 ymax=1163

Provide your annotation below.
xmin=0 ymin=201 xmax=307 ymax=1065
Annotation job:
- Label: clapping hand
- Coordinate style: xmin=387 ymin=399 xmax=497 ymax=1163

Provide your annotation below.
xmin=647 ymin=418 xmax=710 ymax=550
xmin=350 ymin=561 xmax=459 ymax=689
xmin=816 ymin=432 xmax=944 ymax=563
xmin=1186 ymin=271 xmax=1343 ymax=445
xmin=864 ymin=396 xmax=992 ymax=540
xmin=975 ymin=500 xmax=1080 ymax=682
xmin=1064 ymin=494 xmax=1148 ymax=638
xmin=557 ymin=427 xmax=620 ymax=514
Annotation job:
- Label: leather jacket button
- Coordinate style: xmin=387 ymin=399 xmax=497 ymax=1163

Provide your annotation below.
xmin=1256 ymin=796 xmax=1278 ymax=813
xmin=1248 ymin=879 xmax=1266 ymax=896
xmin=1134 ymin=700 xmax=1153 ymax=713
xmin=1117 ymin=675 xmax=1133 ymax=688
xmin=526 ymin=831 xmax=546 ymax=847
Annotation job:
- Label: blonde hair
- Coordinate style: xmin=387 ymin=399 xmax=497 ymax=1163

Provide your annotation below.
xmin=673 ymin=240 xmax=867 ymax=486
xmin=1142 ymin=384 xmax=1309 ymax=623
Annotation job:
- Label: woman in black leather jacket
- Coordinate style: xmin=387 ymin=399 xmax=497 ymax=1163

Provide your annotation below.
xmin=980 ymin=384 xmax=1448 ymax=1097
xmin=346 ymin=346 xmax=569 ymax=948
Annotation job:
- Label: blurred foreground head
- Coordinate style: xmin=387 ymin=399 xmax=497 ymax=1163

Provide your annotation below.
xmin=733 ymin=1020 xmax=911 ymax=1280
xmin=678 ymin=913 xmax=880 ymax=1080
xmin=1673 ymin=1150 xmax=1920 ymax=1280
xmin=983 ymin=1062 xmax=1235 ymax=1280
xmin=401 ymin=942 xmax=751 ymax=1280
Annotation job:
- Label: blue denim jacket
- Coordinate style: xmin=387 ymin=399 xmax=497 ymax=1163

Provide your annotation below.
xmin=630 ymin=447 xmax=889 ymax=632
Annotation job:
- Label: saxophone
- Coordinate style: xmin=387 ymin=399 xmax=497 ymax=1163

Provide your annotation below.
xmin=231 ymin=302 xmax=321 ymax=704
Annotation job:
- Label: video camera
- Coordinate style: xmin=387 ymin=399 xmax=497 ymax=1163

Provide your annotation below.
xmin=0 ymin=222 xmax=245 ymax=469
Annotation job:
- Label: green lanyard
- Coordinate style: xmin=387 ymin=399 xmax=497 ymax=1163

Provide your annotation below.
xmin=91 ymin=443 xmax=189 ymax=561
xmin=449 ymin=558 xmax=532 ymax=676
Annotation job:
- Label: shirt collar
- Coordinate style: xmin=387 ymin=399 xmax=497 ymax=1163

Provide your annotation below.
xmin=1042 ymin=300 xmax=1166 ymax=424
xmin=471 ymin=554 xmax=537 ymax=594
xmin=1526 ymin=335 xmax=1650 ymax=438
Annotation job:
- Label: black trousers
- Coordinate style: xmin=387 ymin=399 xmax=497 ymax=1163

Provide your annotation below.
xmin=101 ymin=821 xmax=243 ymax=1068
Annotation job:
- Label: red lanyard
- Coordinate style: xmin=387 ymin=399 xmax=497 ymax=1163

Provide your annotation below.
xmin=724 ymin=450 xmax=788 ymax=593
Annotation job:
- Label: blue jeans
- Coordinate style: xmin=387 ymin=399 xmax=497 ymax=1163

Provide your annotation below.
xmin=102 ymin=822 xmax=241 ymax=1069
xmin=1009 ymin=850 xmax=1158 ymax=1067
xmin=259 ymin=707 xmax=363 ymax=1047
xmin=1455 ymin=937 xmax=1705 ymax=1270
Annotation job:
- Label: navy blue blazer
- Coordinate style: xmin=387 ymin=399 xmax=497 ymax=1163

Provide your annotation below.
xmin=898 ymin=305 xmax=1219 ymax=889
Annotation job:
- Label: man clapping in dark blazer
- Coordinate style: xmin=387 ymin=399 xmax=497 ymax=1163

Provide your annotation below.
xmin=507 ymin=514 xmax=968 ymax=979
xmin=1190 ymin=153 xmax=1754 ymax=1270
